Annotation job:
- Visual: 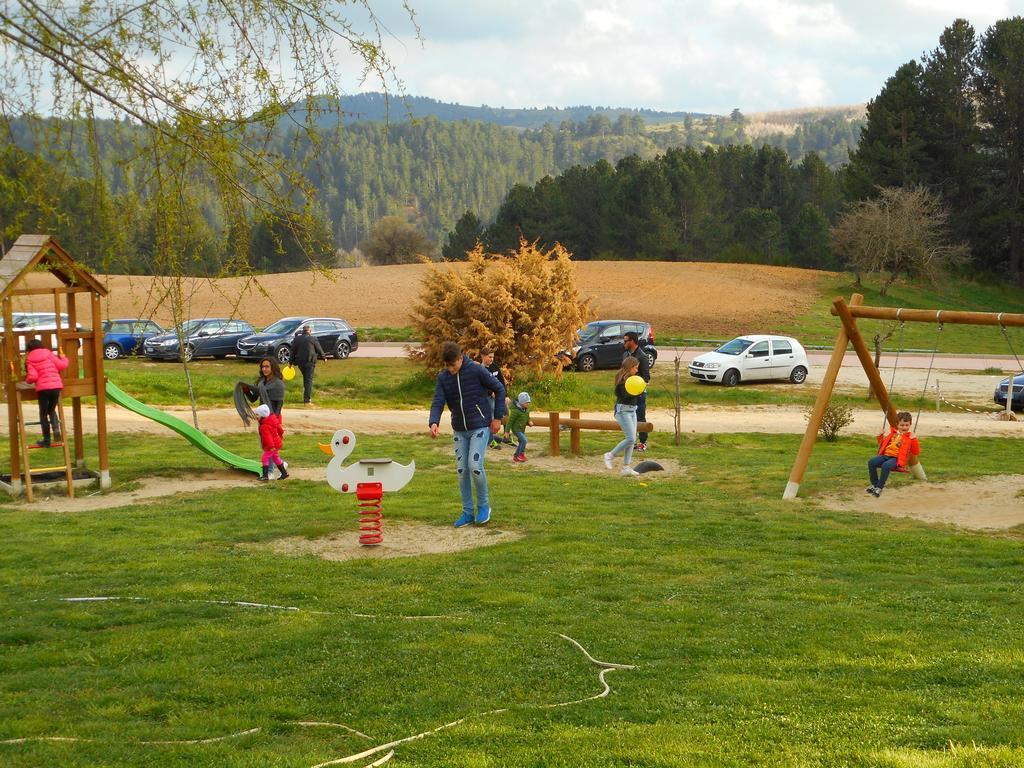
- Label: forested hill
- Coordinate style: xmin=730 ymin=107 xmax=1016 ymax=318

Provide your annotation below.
xmin=311 ymin=92 xmax=711 ymax=128
xmin=1 ymin=102 xmax=864 ymax=273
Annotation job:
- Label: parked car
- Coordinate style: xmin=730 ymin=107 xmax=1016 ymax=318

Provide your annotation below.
xmin=994 ymin=372 xmax=1024 ymax=411
xmin=143 ymin=318 xmax=254 ymax=362
xmin=236 ymin=316 xmax=359 ymax=363
xmin=689 ymin=335 xmax=809 ymax=386
xmin=1 ymin=312 xmax=87 ymax=350
xmin=101 ymin=318 xmax=165 ymax=359
xmin=560 ymin=320 xmax=657 ymax=372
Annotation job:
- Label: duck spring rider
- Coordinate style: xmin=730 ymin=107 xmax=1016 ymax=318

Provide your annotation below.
xmin=321 ymin=428 xmax=415 ymax=546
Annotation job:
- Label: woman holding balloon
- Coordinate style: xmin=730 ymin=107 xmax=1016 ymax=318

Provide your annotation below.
xmin=603 ymin=356 xmax=646 ymax=476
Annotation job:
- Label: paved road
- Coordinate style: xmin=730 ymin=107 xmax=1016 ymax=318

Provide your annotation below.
xmin=356 ymin=343 xmax=1021 ymax=372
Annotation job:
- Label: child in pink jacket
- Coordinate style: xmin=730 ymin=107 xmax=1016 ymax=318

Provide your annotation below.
xmin=254 ymin=403 xmax=288 ymax=482
xmin=24 ymin=338 xmax=69 ymax=447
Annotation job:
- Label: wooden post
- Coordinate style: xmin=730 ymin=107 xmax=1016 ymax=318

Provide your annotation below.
xmin=3 ymin=297 xmax=22 ymax=493
xmin=91 ymin=292 xmax=110 ymax=487
xmin=834 ymin=297 xmax=898 ymax=427
xmin=835 ymin=296 xmax=927 ymax=480
xmin=569 ymin=409 xmax=581 ymax=456
xmin=68 ymin=290 xmax=85 ymax=467
xmin=548 ymin=411 xmax=560 ymax=457
xmin=783 ymin=294 xmax=862 ymax=500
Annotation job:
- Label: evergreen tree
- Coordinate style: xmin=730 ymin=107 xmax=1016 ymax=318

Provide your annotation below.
xmin=920 ymin=19 xmax=982 ymax=252
xmin=789 ymin=203 xmax=833 ymax=268
xmin=442 ymin=211 xmax=484 ymax=261
xmin=976 ymin=17 xmax=1024 ymax=283
xmin=845 ymin=61 xmax=928 ymax=199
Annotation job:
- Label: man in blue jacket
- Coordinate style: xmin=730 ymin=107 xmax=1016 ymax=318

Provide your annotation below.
xmin=429 ymin=341 xmax=507 ymax=527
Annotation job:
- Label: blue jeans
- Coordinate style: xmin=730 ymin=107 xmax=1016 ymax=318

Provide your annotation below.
xmin=611 ymin=404 xmax=637 ymax=465
xmin=868 ymin=455 xmax=899 ymax=489
xmin=636 ymin=391 xmax=648 ymax=444
xmin=454 ymin=427 xmax=491 ymax=517
xmin=514 ymin=430 xmax=528 ymax=455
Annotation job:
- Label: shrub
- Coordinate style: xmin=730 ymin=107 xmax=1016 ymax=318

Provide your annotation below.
xmin=807 ymin=402 xmax=855 ymax=442
xmin=410 ymin=238 xmax=593 ymax=379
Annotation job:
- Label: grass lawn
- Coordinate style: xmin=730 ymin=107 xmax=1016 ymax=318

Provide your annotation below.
xmin=2 ymin=429 xmax=1024 ymax=766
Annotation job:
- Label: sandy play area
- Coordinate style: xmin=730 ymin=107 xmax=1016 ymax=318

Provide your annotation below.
xmin=818 ymin=474 xmax=1024 ymax=532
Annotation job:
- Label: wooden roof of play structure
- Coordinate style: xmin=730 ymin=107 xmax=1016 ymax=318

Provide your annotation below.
xmin=0 ymin=234 xmax=107 ymax=299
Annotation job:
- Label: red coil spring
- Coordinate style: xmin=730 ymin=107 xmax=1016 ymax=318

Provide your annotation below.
xmin=355 ymin=482 xmax=384 ymax=546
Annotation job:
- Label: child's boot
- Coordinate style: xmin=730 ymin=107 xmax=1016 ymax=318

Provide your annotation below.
xmin=275 ymin=461 xmax=289 ymax=480
xmin=50 ymin=415 xmax=61 ymax=443
xmin=260 ymin=465 xmax=270 ymax=482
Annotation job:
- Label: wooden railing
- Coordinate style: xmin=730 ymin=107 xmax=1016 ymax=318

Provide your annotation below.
xmin=529 ymin=410 xmax=654 ymax=457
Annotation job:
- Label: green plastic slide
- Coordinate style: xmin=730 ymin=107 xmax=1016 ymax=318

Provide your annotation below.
xmin=105 ymin=380 xmax=262 ymax=475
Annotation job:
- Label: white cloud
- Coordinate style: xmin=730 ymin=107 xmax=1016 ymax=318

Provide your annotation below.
xmin=712 ymin=0 xmax=856 ymax=40
xmin=359 ymin=0 xmax=1024 ymax=114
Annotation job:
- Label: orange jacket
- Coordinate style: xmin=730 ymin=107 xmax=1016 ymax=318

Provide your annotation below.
xmin=876 ymin=428 xmax=920 ymax=468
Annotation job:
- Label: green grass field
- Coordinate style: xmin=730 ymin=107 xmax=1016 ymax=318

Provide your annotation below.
xmin=2 ymin=425 xmax=1024 ymax=766
xmin=3 ymin=271 xmax=1024 ymax=766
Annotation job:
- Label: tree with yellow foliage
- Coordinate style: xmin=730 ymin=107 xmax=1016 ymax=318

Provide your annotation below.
xmin=411 ymin=239 xmax=593 ymax=380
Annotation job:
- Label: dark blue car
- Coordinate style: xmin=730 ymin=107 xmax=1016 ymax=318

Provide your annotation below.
xmin=102 ymin=318 xmax=165 ymax=360
xmin=994 ymin=372 xmax=1024 ymax=411
xmin=143 ymin=318 xmax=255 ymax=362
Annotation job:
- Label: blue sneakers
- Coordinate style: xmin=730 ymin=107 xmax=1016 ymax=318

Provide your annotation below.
xmin=454 ymin=511 xmax=475 ymax=528
xmin=476 ymin=508 xmax=491 ymax=525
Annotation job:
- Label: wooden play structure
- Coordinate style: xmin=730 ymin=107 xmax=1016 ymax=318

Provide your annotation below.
xmin=531 ymin=411 xmax=654 ymax=457
xmin=0 ymin=235 xmax=110 ymax=500
xmin=783 ymin=293 xmax=1024 ymax=500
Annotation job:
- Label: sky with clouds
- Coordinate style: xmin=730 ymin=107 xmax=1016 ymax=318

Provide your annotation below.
xmin=358 ymin=0 xmax=1022 ymax=114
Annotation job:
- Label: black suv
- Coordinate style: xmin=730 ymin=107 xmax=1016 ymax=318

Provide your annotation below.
xmin=562 ymin=320 xmax=657 ymax=372
xmin=237 ymin=316 xmax=359 ymax=364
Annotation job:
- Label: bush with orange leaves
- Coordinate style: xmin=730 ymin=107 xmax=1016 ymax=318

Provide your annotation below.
xmin=410 ymin=239 xmax=593 ymax=381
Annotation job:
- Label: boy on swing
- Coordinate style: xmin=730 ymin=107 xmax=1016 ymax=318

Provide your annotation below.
xmin=867 ymin=410 xmax=920 ymax=497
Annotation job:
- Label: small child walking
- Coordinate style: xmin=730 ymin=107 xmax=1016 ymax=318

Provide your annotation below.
xmin=866 ymin=410 xmax=919 ymax=497
xmin=604 ymin=357 xmax=641 ymax=476
xmin=255 ymin=403 xmax=289 ymax=482
xmin=507 ymin=391 xmax=533 ymax=462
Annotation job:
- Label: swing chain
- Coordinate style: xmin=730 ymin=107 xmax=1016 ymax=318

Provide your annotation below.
xmin=997 ymin=313 xmax=1024 ymax=374
xmin=915 ymin=314 xmax=943 ymax=433
xmin=881 ymin=312 xmax=906 ymax=433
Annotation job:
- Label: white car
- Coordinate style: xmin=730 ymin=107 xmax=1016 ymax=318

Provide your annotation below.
xmin=689 ymin=335 xmax=809 ymax=386
xmin=0 ymin=312 xmax=86 ymax=351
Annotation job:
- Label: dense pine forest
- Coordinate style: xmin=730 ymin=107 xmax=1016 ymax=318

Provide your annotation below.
xmin=0 ymin=102 xmax=861 ymax=274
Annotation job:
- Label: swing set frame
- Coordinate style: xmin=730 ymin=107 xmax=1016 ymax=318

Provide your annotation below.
xmin=782 ymin=293 xmax=1024 ymax=500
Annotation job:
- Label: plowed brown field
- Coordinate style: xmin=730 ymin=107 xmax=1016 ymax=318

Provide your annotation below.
xmin=26 ymin=262 xmax=832 ymax=335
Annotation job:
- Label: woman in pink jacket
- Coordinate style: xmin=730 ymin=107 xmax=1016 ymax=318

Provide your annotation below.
xmin=25 ymin=338 xmax=69 ymax=447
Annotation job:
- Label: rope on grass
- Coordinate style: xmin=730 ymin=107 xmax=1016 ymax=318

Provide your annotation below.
xmin=12 ymin=600 xmax=635 ymax=767
xmin=310 ymin=633 xmax=637 ymax=767
xmin=50 ymin=596 xmax=462 ymax=621
xmin=1 ymin=728 xmax=262 ymax=746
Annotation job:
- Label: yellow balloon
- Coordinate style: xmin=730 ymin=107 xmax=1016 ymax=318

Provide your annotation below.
xmin=625 ymin=375 xmax=646 ymax=396
xmin=282 ymin=365 xmax=296 ymax=381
